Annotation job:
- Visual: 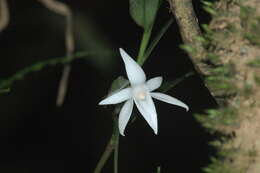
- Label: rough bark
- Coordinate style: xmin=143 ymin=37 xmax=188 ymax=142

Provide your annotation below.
xmin=170 ymin=0 xmax=260 ymax=172
xmin=206 ymin=0 xmax=260 ymax=172
xmin=168 ymin=0 xmax=219 ymax=103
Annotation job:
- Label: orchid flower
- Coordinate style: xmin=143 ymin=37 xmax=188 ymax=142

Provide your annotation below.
xmin=99 ymin=48 xmax=189 ymax=136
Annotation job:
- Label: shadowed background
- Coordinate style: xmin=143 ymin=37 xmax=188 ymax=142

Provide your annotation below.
xmin=0 ymin=0 xmax=216 ymax=172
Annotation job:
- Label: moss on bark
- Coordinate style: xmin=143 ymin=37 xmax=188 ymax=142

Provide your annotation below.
xmin=196 ymin=0 xmax=260 ymax=172
xmin=169 ymin=0 xmax=260 ymax=172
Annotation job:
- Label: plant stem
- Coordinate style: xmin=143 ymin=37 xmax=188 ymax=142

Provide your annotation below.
xmin=168 ymin=0 xmax=218 ymax=103
xmin=142 ymin=18 xmax=173 ymax=64
xmin=113 ymin=118 xmax=120 ymax=173
xmin=93 ymin=135 xmax=115 ymax=173
xmin=93 ymin=117 xmax=119 ymax=173
xmin=137 ymin=28 xmax=152 ymax=66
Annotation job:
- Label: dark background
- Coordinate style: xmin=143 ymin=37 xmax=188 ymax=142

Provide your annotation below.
xmin=0 ymin=0 xmax=216 ymax=173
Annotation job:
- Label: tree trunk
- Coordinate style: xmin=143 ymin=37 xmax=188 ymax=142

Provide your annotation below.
xmin=170 ymin=0 xmax=260 ymax=172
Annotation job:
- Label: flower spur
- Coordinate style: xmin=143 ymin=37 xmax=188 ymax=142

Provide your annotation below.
xmin=99 ymin=48 xmax=189 ymax=136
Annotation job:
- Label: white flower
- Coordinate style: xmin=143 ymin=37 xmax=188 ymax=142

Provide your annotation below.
xmin=99 ymin=48 xmax=189 ymax=136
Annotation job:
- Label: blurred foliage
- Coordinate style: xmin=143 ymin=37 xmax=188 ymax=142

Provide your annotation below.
xmin=0 ymin=51 xmax=90 ymax=90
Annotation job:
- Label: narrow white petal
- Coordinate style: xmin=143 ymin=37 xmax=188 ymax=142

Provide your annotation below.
xmin=134 ymin=93 xmax=158 ymax=134
xmin=151 ymin=92 xmax=189 ymax=111
xmin=119 ymin=48 xmax=146 ymax=85
xmin=146 ymin=76 xmax=163 ymax=91
xmin=118 ymin=99 xmax=134 ymax=136
xmin=99 ymin=88 xmax=132 ymax=105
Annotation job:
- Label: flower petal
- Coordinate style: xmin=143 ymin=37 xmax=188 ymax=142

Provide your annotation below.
xmin=146 ymin=76 xmax=163 ymax=91
xmin=98 ymin=88 xmax=132 ymax=105
xmin=134 ymin=92 xmax=158 ymax=134
xmin=151 ymin=92 xmax=189 ymax=111
xmin=119 ymin=48 xmax=146 ymax=85
xmin=118 ymin=99 xmax=134 ymax=136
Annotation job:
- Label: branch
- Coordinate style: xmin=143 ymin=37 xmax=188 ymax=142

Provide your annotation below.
xmin=168 ymin=0 xmax=217 ymax=99
xmin=38 ymin=0 xmax=74 ymax=106
xmin=0 ymin=0 xmax=9 ymax=32
xmin=168 ymin=0 xmax=205 ymax=68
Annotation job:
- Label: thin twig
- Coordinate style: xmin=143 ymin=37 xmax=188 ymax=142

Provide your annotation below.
xmin=38 ymin=0 xmax=74 ymax=106
xmin=0 ymin=0 xmax=9 ymax=32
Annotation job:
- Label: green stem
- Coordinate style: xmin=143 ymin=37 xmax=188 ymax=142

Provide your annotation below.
xmin=137 ymin=18 xmax=174 ymax=66
xmin=93 ymin=135 xmax=115 ymax=173
xmin=137 ymin=28 xmax=153 ymax=66
xmin=93 ymin=117 xmax=119 ymax=173
xmin=113 ymin=118 xmax=120 ymax=173
xmin=143 ymin=18 xmax=173 ymax=63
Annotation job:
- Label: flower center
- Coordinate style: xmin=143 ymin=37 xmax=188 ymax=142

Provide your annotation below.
xmin=132 ymin=84 xmax=147 ymax=100
xmin=136 ymin=91 xmax=146 ymax=100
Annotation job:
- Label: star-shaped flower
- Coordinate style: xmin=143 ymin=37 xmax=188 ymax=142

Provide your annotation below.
xmin=99 ymin=48 xmax=189 ymax=136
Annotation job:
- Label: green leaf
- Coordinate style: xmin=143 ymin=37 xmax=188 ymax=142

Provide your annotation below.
xmin=129 ymin=0 xmax=161 ymax=29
